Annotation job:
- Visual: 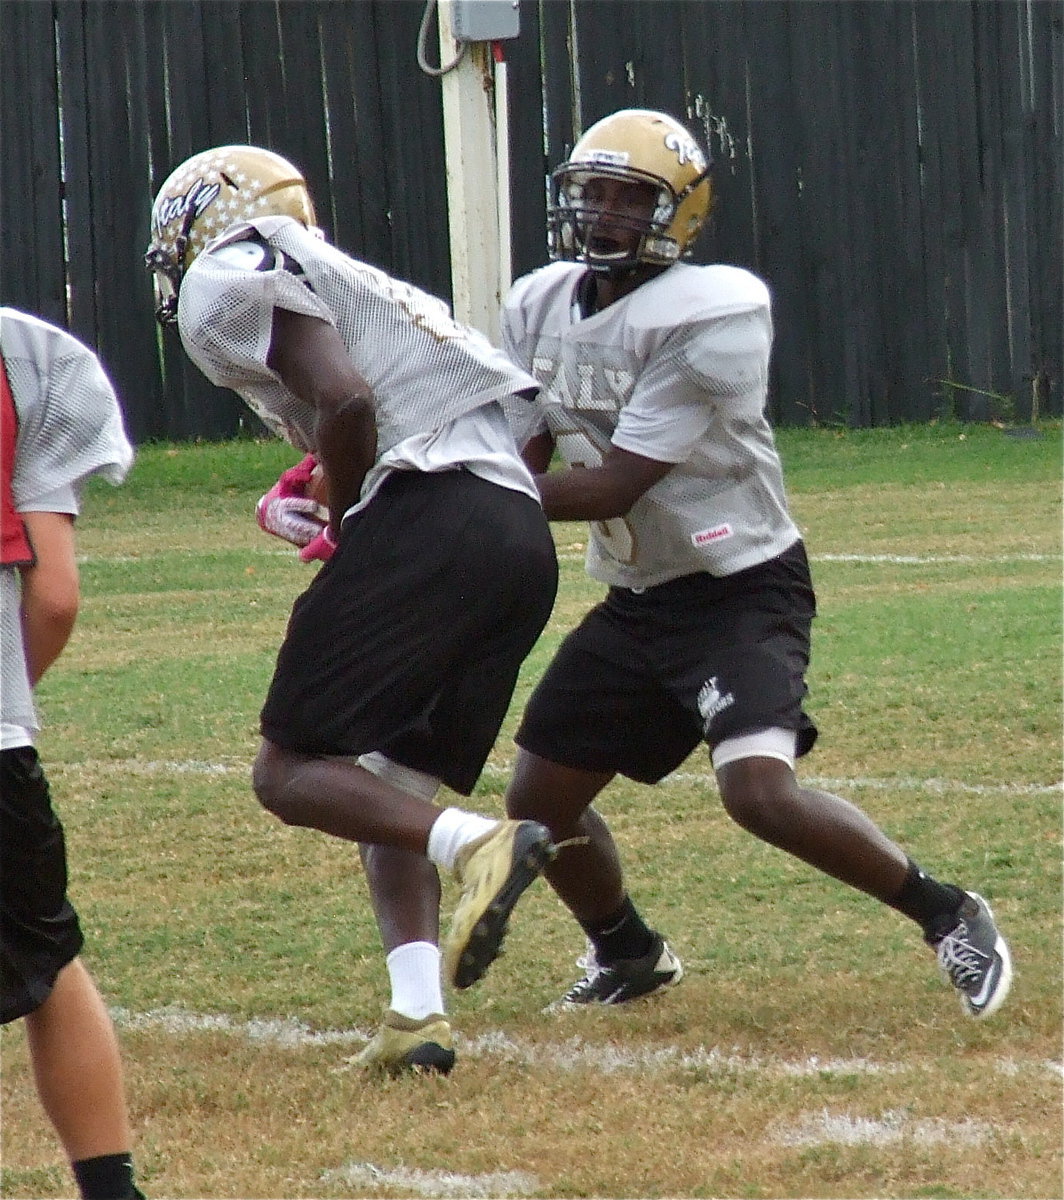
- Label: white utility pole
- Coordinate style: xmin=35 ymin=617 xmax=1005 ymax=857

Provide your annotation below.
xmin=435 ymin=0 xmax=513 ymax=342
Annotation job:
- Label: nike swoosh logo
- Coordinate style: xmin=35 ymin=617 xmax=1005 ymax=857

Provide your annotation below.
xmin=969 ymin=960 xmax=999 ymax=1009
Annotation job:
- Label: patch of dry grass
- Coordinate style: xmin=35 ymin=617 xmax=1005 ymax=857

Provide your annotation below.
xmin=2 ymin=425 xmax=1060 ymax=1198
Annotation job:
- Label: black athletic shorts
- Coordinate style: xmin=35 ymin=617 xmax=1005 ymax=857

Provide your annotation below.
xmin=516 ymin=539 xmax=819 ymax=784
xmin=260 ymin=469 xmax=558 ymax=795
xmin=1 ymin=746 xmax=84 ymax=1024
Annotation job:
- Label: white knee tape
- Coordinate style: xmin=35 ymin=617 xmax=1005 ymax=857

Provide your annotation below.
xmin=358 ymin=751 xmax=441 ymax=801
xmin=711 ymin=727 xmax=797 ymax=771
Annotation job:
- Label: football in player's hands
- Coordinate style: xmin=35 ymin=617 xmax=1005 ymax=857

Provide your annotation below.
xmin=256 ymin=489 xmax=328 ymax=547
xmin=305 ymin=460 xmax=329 ymax=508
xmin=256 ymin=453 xmax=329 ymax=548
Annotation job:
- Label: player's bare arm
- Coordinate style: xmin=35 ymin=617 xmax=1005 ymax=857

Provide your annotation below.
xmin=17 ymin=510 xmax=79 ymax=686
xmin=267 ymin=307 xmax=377 ymax=528
xmin=534 ymin=444 xmax=673 ymax=522
xmin=521 ymin=430 xmax=556 ymax=474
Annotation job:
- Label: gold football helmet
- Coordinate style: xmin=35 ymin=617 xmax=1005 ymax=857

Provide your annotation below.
xmin=547 ymin=109 xmax=712 ymax=273
xmin=145 ymin=145 xmax=317 ymax=324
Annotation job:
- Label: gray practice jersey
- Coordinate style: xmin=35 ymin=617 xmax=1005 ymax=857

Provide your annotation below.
xmin=178 ymin=216 xmax=541 ymax=459
xmin=0 ymin=308 xmax=133 ymax=744
xmin=501 ymin=260 xmax=800 ymax=589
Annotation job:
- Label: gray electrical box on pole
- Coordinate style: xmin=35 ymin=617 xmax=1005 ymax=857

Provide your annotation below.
xmin=451 ymin=0 xmax=520 ymax=42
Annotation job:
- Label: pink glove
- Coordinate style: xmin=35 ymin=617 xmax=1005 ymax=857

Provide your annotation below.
xmin=256 ymin=454 xmax=328 ymax=548
xmin=276 ymin=453 xmax=319 ymax=492
xmin=299 ymin=524 xmax=338 ymax=563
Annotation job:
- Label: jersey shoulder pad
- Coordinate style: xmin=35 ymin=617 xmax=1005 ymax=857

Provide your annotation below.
xmin=617 ymin=264 xmax=769 ymax=338
xmin=684 ymin=263 xmax=770 ymax=315
xmin=505 ymin=261 xmax=580 ymax=311
xmin=208 ymin=238 xmax=276 ymax=272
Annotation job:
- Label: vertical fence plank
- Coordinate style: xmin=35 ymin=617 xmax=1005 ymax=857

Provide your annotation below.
xmin=724 ymin=1 xmax=810 ymax=426
xmin=317 ymin=0 xmax=390 ymax=256
xmin=367 ymin=0 xmax=450 ymax=293
xmin=1026 ymin=0 xmax=1063 ymax=418
xmin=506 ymin=0 xmax=549 ymax=282
xmin=200 ymin=1 xmax=252 ymax=144
xmin=1 ymin=2 xmax=65 ymax=326
xmin=54 ymin=0 xmax=93 ymax=336
xmin=539 ymin=0 xmax=581 ymax=164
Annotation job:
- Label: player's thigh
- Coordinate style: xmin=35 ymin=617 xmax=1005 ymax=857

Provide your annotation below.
xmin=517 ymin=609 xmax=699 ymax=784
xmin=663 ymin=573 xmax=816 ymax=755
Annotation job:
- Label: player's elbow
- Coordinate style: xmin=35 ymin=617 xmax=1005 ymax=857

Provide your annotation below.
xmin=47 ymin=591 xmax=80 ymax=636
xmin=319 ymin=382 xmax=373 ymax=418
xmin=20 ymin=584 xmax=79 ymax=686
xmin=24 ymin=576 xmax=80 ymax=637
xmin=315 ymin=387 xmax=375 ymax=448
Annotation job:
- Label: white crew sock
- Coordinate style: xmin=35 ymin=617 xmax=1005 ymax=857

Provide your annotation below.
xmin=386 ymin=941 xmax=445 ymax=1020
xmin=425 ymin=807 xmax=498 ymax=872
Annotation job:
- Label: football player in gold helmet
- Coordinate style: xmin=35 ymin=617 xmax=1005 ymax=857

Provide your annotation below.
xmin=501 ymin=109 xmax=1011 ymax=1020
xmin=146 ymin=146 xmax=560 ymax=1074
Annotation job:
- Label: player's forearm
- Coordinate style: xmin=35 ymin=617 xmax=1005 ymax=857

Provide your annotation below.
xmin=315 ymin=395 xmax=377 ymax=528
xmin=20 ymin=599 xmax=77 ymax=686
xmin=18 ymin=511 xmax=79 ymax=685
xmin=534 ymin=447 xmax=673 ymax=522
xmin=533 ymin=466 xmax=633 ymax=521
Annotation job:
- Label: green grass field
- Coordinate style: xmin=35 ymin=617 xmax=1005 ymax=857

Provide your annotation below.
xmin=2 ymin=422 xmax=1061 ymax=1199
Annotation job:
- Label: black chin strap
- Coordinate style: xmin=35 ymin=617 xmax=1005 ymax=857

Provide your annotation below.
xmin=676 ymin=168 xmax=711 ymax=206
xmin=172 ymin=207 xmax=197 ymax=275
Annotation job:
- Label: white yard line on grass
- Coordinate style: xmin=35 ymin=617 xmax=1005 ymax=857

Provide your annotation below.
xmin=109 ymin=1005 xmax=1062 ymax=1082
xmin=770 ymin=1107 xmax=993 ymax=1148
xmin=323 ymin=1111 xmax=997 ymax=1188
xmin=318 ymin=1164 xmax=540 ymax=1197
xmin=559 ymin=551 xmax=1060 ymax=565
xmin=668 ymin=772 xmax=1063 ymax=796
xmin=813 ymin=552 xmax=1060 ymax=565
xmin=51 ymin=757 xmax=1063 ymax=797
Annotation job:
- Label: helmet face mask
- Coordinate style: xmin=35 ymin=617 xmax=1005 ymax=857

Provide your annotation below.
xmin=547 ymin=109 xmax=712 ymax=276
xmin=550 ymin=163 xmax=679 ymax=273
xmin=145 ymin=145 xmax=317 ymax=325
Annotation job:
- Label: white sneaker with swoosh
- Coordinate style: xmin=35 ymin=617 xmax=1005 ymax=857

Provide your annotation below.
xmin=932 ymin=892 xmax=1013 ymax=1018
xmin=545 ymin=933 xmax=684 ymax=1011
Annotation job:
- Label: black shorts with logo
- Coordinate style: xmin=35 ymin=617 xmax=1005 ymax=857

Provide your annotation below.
xmin=1 ymin=746 xmax=84 ymax=1024
xmin=261 ymin=469 xmax=558 ymax=795
xmin=516 ymin=540 xmax=819 ymax=784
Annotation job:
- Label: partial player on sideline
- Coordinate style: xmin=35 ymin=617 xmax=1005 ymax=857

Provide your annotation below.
xmin=1 ymin=307 xmax=147 ymax=1198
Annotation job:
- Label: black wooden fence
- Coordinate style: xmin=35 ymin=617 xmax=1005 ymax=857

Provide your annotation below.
xmin=1 ymin=0 xmax=1060 ymax=441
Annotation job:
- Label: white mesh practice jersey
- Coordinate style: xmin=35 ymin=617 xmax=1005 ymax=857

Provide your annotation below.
xmin=178 ymin=216 xmax=541 ymax=459
xmin=1 ymin=308 xmax=133 ymax=744
xmin=500 ymin=261 xmax=800 ymax=588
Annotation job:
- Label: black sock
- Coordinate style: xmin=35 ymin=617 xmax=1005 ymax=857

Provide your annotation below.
xmin=580 ymin=896 xmax=655 ymax=964
xmin=887 ymin=858 xmax=967 ymax=939
xmin=71 ymin=1153 xmax=144 ymax=1200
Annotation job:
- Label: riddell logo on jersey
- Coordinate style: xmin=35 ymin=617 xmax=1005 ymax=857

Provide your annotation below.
xmin=691 ymin=523 xmax=733 ymax=547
